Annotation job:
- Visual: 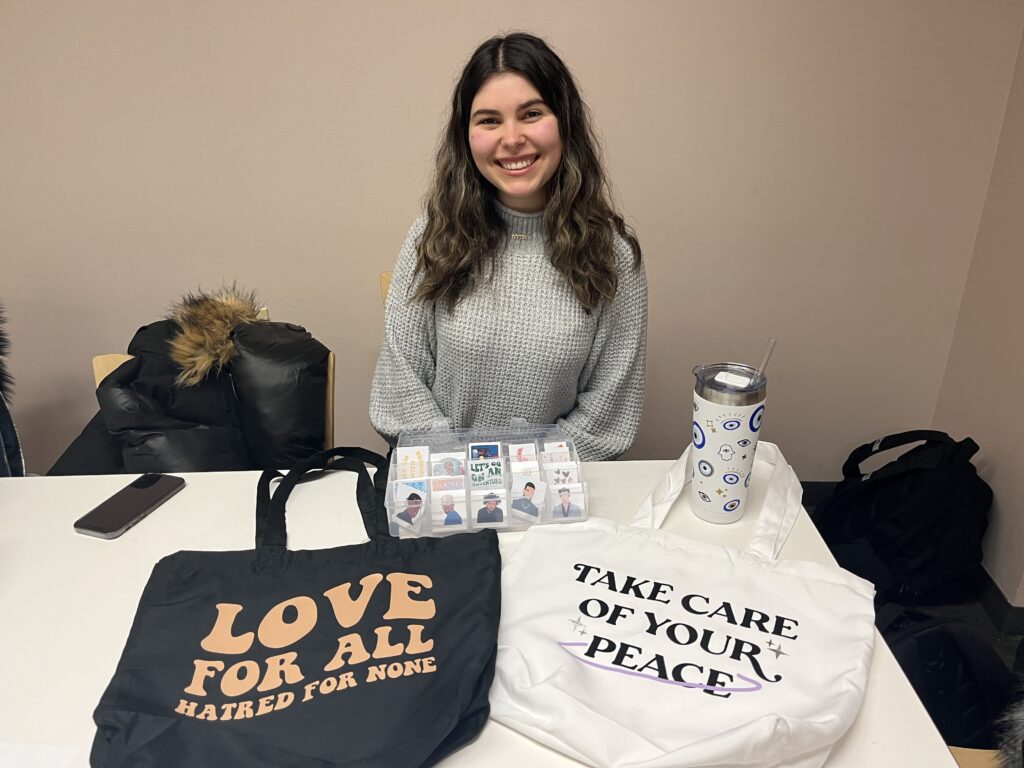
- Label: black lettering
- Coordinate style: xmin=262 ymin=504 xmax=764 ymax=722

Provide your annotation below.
xmin=620 ymin=575 xmax=651 ymax=598
xmin=702 ymin=667 xmax=735 ymax=698
xmin=740 ymin=607 xmax=771 ymax=633
xmin=612 ymin=642 xmax=643 ymax=670
xmin=772 ymin=615 xmax=799 ymax=640
xmin=643 ymin=610 xmax=670 ymax=636
xmin=681 ymin=594 xmax=710 ymax=615
xmin=731 ymin=639 xmax=781 ymax=683
xmin=583 ymin=635 xmax=616 ymax=659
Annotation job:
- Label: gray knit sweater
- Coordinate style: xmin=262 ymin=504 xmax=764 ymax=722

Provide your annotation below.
xmin=369 ymin=204 xmax=647 ymax=461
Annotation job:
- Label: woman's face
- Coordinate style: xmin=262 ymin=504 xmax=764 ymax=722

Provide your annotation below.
xmin=468 ymin=72 xmax=563 ymax=213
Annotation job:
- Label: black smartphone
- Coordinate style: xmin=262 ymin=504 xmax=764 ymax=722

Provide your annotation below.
xmin=73 ymin=473 xmax=186 ymax=539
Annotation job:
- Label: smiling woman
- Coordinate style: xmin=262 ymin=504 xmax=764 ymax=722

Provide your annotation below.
xmin=468 ymin=74 xmax=564 ymax=213
xmin=369 ymin=33 xmax=647 ymax=461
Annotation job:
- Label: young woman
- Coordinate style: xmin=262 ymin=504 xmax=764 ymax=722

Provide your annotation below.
xmin=370 ymin=33 xmax=647 ymax=461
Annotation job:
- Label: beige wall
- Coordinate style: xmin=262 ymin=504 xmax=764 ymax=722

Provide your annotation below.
xmin=934 ymin=25 xmax=1024 ymax=605
xmin=2 ymin=2 xmax=1022 ymax=487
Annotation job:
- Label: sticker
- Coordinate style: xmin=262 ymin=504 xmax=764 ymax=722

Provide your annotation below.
xmin=471 ymin=489 xmax=507 ymax=528
xmin=430 ymin=481 xmax=467 ymax=530
xmin=549 ymin=484 xmax=586 ymax=522
xmin=542 ymin=441 xmax=572 ymax=463
xmin=509 ymin=442 xmax=538 ymax=463
xmin=392 ymin=481 xmax=428 ymax=530
xmin=469 ymin=458 xmax=504 ymax=488
xmin=723 ymin=473 xmax=739 ymax=485
xmin=724 ymin=499 xmax=741 ymax=512
xmin=718 ymin=445 xmax=735 ymax=461
xmin=468 ymin=442 xmax=501 ymax=461
xmin=431 ymin=452 xmax=465 ymax=477
xmin=545 ymin=462 xmax=580 ymax=486
xmin=510 ymin=476 xmax=547 ymax=521
xmin=698 ymin=491 xmax=711 ymax=503
xmin=395 ymin=446 xmax=430 ymax=480
xmin=698 ymin=460 xmax=714 ymax=477
xmin=722 ymin=419 xmax=741 ymax=431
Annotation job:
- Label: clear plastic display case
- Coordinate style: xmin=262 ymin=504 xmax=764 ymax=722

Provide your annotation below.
xmin=386 ymin=424 xmax=589 ymax=538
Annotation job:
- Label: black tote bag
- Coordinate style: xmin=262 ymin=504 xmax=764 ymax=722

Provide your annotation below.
xmin=91 ymin=447 xmax=501 ymax=767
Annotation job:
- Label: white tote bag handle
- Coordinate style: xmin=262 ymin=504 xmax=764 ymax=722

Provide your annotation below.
xmin=630 ymin=440 xmax=802 ymax=560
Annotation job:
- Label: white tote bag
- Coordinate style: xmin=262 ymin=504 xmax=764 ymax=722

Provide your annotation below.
xmin=490 ymin=442 xmax=875 ymax=768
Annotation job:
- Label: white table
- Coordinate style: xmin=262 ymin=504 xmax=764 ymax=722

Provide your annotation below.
xmin=0 ymin=462 xmax=957 ymax=767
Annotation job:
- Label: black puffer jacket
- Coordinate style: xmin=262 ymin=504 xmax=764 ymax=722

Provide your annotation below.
xmin=49 ymin=294 xmax=330 ymax=475
xmin=0 ymin=302 xmax=25 ymax=477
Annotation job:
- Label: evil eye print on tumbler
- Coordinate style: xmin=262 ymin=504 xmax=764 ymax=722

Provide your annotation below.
xmin=690 ymin=362 xmax=767 ymax=524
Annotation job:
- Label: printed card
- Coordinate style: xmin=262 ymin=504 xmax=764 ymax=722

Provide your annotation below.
xmin=468 ymin=441 xmax=502 ymax=461
xmin=431 ymin=451 xmax=465 ymax=478
xmin=542 ymin=440 xmax=572 ymax=464
xmin=430 ymin=475 xmax=466 ymax=493
xmin=430 ymin=477 xmax=467 ymax=530
xmin=509 ymin=476 xmax=547 ymax=522
xmin=508 ymin=442 xmax=538 ymax=464
xmin=469 ymin=458 xmax=504 ymax=488
xmin=471 ymin=489 xmax=507 ymax=529
xmin=392 ymin=481 xmax=428 ymax=531
xmin=544 ymin=462 xmax=580 ymax=487
xmin=395 ymin=446 xmax=430 ymax=480
xmin=548 ymin=483 xmax=586 ymax=522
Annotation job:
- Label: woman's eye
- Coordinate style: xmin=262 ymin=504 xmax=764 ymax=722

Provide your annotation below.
xmin=523 ymin=110 xmax=543 ymax=119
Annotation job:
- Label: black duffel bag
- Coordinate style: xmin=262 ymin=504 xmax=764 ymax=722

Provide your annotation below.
xmin=812 ymin=430 xmax=992 ymax=604
xmin=91 ymin=447 xmax=501 ymax=766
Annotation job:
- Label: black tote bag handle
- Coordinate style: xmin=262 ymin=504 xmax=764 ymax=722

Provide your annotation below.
xmin=255 ymin=446 xmax=390 ymax=549
xmin=840 ymin=430 xmax=957 ymax=481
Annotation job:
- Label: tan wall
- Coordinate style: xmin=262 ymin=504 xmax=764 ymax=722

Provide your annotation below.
xmin=2 ymin=1 xmax=1022 ymax=483
xmin=934 ymin=26 xmax=1024 ymax=605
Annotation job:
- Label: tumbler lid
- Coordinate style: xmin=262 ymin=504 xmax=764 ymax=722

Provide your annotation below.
xmin=692 ymin=362 xmax=766 ymax=406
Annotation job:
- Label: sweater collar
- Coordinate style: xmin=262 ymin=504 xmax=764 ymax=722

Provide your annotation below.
xmin=495 ymin=201 xmax=545 ymax=243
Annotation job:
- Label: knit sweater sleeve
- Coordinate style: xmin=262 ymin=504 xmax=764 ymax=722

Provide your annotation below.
xmin=556 ymin=238 xmax=648 ymax=461
xmin=369 ymin=217 xmax=446 ymax=443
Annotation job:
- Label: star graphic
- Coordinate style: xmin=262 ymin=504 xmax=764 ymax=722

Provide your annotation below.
xmin=766 ymin=640 xmax=788 ymax=659
xmin=569 ymin=617 xmax=588 ymax=635
xmin=705 ymin=419 xmax=717 ymax=432
xmin=716 ymin=488 xmax=726 ymax=496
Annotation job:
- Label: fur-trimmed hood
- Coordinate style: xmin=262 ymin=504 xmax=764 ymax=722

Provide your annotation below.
xmin=168 ymin=286 xmax=261 ymax=386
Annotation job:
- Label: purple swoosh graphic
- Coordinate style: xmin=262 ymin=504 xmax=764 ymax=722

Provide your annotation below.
xmin=559 ymin=641 xmax=763 ymax=694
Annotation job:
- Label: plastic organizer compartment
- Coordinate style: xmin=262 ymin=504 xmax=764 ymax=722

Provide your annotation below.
xmin=385 ymin=425 xmax=589 ymax=538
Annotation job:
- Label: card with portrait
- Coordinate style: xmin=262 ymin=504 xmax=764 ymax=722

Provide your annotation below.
xmin=548 ymin=483 xmax=586 ymax=522
xmin=509 ymin=476 xmax=547 ymax=523
xmin=431 ymin=451 xmax=465 ymax=478
xmin=392 ymin=480 xmax=428 ymax=531
xmin=430 ymin=479 xmax=468 ymax=531
xmin=468 ymin=441 xmax=502 ymax=461
xmin=395 ymin=446 xmax=430 ymax=480
xmin=470 ymin=489 xmax=508 ymax=529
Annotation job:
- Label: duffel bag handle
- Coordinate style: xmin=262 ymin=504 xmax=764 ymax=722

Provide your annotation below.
xmin=840 ymin=430 xmax=955 ymax=481
xmin=255 ymin=446 xmax=389 ymax=549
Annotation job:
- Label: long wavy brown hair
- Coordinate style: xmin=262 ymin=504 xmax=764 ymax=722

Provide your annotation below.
xmin=413 ymin=33 xmax=641 ymax=313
